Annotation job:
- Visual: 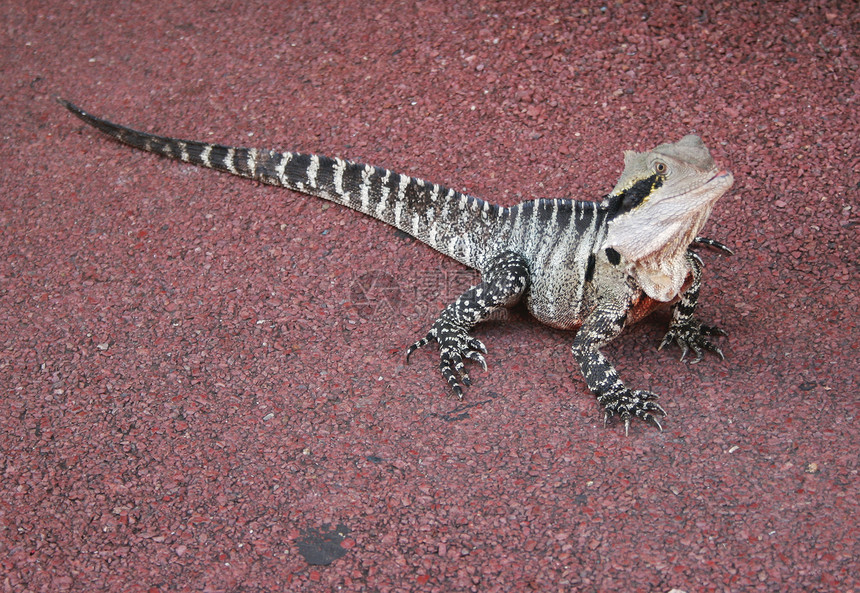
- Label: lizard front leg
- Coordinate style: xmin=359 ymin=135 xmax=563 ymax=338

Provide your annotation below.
xmin=659 ymin=251 xmax=727 ymax=362
xmin=407 ymin=251 xmax=529 ymax=398
xmin=571 ymin=296 xmax=666 ymax=434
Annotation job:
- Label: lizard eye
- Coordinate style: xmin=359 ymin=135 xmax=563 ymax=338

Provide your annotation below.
xmin=654 ymin=161 xmax=668 ymax=175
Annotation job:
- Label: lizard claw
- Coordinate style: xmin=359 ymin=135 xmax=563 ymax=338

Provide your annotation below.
xmin=693 ymin=236 xmax=734 ymax=256
xmin=660 ymin=318 xmax=726 ymax=363
xmin=406 ymin=321 xmax=489 ymax=398
xmin=599 ymin=388 xmax=666 ymax=434
xmin=406 ymin=335 xmax=430 ymax=363
xmin=466 ymin=350 xmax=487 ymax=371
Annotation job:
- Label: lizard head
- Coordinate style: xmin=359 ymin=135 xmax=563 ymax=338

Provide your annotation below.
xmin=601 ymin=135 xmax=734 ymax=301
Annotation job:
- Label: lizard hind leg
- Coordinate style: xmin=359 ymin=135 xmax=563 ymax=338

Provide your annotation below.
xmin=406 ymin=251 xmax=530 ymax=398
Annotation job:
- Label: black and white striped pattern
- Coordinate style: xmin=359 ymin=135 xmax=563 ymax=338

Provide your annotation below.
xmin=570 ymin=291 xmax=667 ymax=435
xmin=59 ymin=99 xmax=508 ymax=270
xmin=406 ymin=250 xmax=529 ymax=398
xmin=60 ymin=99 xmax=731 ymax=433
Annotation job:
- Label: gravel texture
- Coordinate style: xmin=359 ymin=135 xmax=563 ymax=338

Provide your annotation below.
xmin=1 ymin=1 xmax=857 ymax=591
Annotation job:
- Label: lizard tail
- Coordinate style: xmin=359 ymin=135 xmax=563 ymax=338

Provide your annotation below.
xmin=59 ymin=98 xmax=507 ymax=269
xmin=59 ymin=98 xmax=288 ymax=185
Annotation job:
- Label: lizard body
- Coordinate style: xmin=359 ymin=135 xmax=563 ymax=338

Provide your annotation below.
xmin=60 ymin=99 xmax=734 ymax=432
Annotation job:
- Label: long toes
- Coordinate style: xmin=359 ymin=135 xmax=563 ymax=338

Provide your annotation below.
xmin=442 ymin=365 xmax=466 ymax=398
xmin=441 ymin=352 xmax=463 ymax=381
xmin=406 ymin=335 xmax=432 ymax=361
xmin=466 ymin=350 xmax=487 ymax=371
xmin=451 ymin=357 xmax=470 ymax=384
xmin=454 ymin=355 xmax=474 ymax=385
xmin=640 ymin=391 xmax=660 ymax=402
xmin=705 ymin=239 xmax=734 ymax=256
xmin=701 ymin=336 xmax=726 ymax=360
xmin=599 ymin=389 xmax=668 ymax=432
xmin=646 ymin=414 xmax=664 ymax=432
xmin=642 ymin=400 xmax=666 ymax=416
xmin=689 ymin=343 xmax=705 ymax=364
xmin=467 ymin=337 xmax=487 ymax=354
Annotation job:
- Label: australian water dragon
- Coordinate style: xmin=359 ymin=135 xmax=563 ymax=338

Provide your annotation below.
xmin=59 ymin=99 xmax=734 ymax=433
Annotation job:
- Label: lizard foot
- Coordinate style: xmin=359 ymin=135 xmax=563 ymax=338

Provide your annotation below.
xmin=659 ymin=318 xmax=727 ymax=363
xmin=406 ymin=321 xmax=487 ymax=399
xmin=598 ymin=387 xmax=666 ymax=435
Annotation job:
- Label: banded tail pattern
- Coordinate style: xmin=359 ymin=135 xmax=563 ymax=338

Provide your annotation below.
xmin=59 ymin=99 xmax=506 ymax=270
xmin=60 ymin=99 xmax=733 ymax=432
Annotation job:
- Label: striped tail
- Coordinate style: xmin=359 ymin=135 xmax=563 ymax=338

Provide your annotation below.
xmin=59 ymin=99 xmax=507 ymax=269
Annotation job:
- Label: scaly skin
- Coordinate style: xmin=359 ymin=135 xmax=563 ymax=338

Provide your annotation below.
xmin=59 ymin=99 xmax=734 ymax=432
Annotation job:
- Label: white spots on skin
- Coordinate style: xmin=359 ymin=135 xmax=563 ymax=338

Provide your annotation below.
xmin=394 ymin=198 xmax=403 ymax=228
xmin=394 ymin=174 xmax=409 ymax=227
xmin=447 ymin=236 xmax=461 ymax=257
xmin=428 ymin=221 xmax=439 ymax=248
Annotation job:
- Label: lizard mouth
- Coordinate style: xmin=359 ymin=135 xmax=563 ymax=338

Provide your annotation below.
xmin=604 ymin=167 xmax=734 ymax=263
xmin=710 ymin=170 xmax=732 ymax=183
xmin=702 ymin=169 xmax=734 ymax=199
xmin=663 ymin=169 xmax=734 ymax=204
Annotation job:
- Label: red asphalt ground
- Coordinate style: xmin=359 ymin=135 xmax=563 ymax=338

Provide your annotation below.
xmin=2 ymin=1 xmax=857 ymax=591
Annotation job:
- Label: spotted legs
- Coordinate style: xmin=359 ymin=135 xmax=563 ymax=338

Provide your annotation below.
xmin=571 ymin=296 xmax=667 ymax=434
xmin=407 ymin=251 xmax=529 ymax=398
xmin=659 ymin=251 xmax=728 ymax=362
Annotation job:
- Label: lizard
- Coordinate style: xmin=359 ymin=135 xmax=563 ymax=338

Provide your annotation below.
xmin=58 ymin=98 xmax=734 ymax=433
